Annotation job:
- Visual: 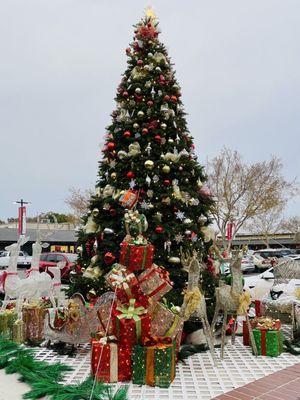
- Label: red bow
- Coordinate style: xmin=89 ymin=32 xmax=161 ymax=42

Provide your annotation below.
xmin=143 ymin=336 xmax=172 ymax=347
xmin=0 ymin=271 xmax=18 ymax=288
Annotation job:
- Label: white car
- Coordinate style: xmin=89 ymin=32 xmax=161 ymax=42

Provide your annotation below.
xmin=0 ymin=250 xmax=32 ymax=269
xmin=244 ymin=267 xmax=300 ymax=301
xmin=252 ymin=253 xmax=273 ymax=271
xmin=241 ymin=256 xmax=255 ymax=273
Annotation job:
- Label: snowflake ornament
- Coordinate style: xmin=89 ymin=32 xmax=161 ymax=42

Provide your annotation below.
xmin=175 ymin=210 xmax=185 ymax=221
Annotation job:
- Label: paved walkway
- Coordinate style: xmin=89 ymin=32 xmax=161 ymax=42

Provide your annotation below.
xmin=213 ymin=363 xmax=300 ymax=399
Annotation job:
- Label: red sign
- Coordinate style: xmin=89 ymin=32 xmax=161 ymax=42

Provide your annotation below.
xmin=226 ymin=222 xmax=235 ymax=240
xmin=18 ymin=206 xmax=26 ymax=236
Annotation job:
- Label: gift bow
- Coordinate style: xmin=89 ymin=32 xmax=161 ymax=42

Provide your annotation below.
xmin=143 ymin=336 xmax=173 ymax=348
xmin=99 ymin=335 xmax=117 ymax=344
xmin=116 ymin=299 xmax=146 ymax=320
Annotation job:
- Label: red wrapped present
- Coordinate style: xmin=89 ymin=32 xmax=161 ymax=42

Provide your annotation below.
xmin=105 ymin=264 xmax=148 ymax=307
xmin=138 ymin=264 xmax=173 ymax=302
xmin=255 ymin=300 xmax=263 ymax=317
xmin=120 ymin=242 xmax=154 ymax=272
xmin=113 ymin=299 xmax=151 ymax=346
xmin=119 ymin=190 xmax=138 ymax=209
xmin=91 ymin=337 xmax=132 ymax=382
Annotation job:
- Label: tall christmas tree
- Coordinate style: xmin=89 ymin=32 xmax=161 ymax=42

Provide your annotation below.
xmin=69 ymin=10 xmax=214 ymax=307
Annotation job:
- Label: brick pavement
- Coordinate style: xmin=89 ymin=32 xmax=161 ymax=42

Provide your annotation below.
xmin=212 ymin=363 xmax=300 ymax=399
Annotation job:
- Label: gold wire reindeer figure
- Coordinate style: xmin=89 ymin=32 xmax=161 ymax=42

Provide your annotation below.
xmin=210 ymin=250 xmax=258 ymax=358
xmin=180 ymin=249 xmax=217 ymax=363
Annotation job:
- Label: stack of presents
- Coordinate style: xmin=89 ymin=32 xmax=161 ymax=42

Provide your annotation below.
xmin=91 ymin=210 xmax=183 ymax=387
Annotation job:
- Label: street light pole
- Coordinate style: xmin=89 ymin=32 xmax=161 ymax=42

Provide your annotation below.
xmin=13 ymin=199 xmax=31 ymax=236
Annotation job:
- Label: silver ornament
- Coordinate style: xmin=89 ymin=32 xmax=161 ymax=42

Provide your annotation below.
xmin=135 ymin=87 xmax=142 ymax=94
xmin=104 ymin=227 xmax=114 ymax=235
xmin=160 ymin=123 xmax=167 ymax=130
xmin=155 ymin=66 xmax=162 ymax=72
xmin=168 ymin=256 xmax=181 ymax=264
xmin=137 ymin=110 xmax=144 ymax=118
xmin=133 ymin=123 xmax=139 ymax=129
xmin=183 ymin=218 xmax=192 ymax=225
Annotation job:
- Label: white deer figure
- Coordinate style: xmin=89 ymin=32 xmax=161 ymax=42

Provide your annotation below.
xmin=1 ymin=216 xmax=62 ymax=314
xmin=1 ymin=235 xmax=30 ymax=309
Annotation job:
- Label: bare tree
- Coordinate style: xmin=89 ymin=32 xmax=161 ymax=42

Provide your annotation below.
xmin=65 ymin=187 xmax=93 ymax=220
xmin=282 ymin=216 xmax=300 ymax=234
xmin=246 ymin=204 xmax=285 ymax=247
xmin=206 ymin=148 xmax=297 ymax=250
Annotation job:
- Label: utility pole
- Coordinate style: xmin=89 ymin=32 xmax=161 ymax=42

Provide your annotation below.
xmin=13 ymin=199 xmax=31 ymax=236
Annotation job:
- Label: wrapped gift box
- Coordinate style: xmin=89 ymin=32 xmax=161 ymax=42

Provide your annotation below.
xmin=150 ymin=302 xmax=183 ymax=352
xmin=113 ymin=299 xmax=151 ymax=346
xmin=119 ymin=242 xmax=154 ymax=272
xmin=252 ymin=328 xmax=283 ymax=356
xmin=22 ymin=305 xmax=46 ymax=343
xmin=119 ymin=190 xmax=138 ymax=209
xmin=243 ymin=316 xmax=281 ymax=346
xmin=91 ymin=338 xmax=132 ymax=382
xmin=132 ymin=338 xmax=176 ymax=388
xmin=0 ymin=310 xmax=18 ymax=339
xmin=138 ymin=264 xmax=173 ymax=302
xmin=105 ymin=264 xmax=148 ymax=307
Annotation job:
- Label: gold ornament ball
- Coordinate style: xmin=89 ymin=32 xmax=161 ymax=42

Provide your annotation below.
xmin=133 ymin=123 xmax=139 ymax=129
xmin=111 ymin=172 xmax=117 ymax=180
xmin=168 ymin=138 xmax=174 ymax=144
xmin=161 ymin=123 xmax=167 ymax=130
xmin=144 ymin=160 xmax=154 ymax=170
xmin=162 ymin=165 xmax=170 ymax=174
xmin=91 ymin=208 xmax=99 ymax=217
xmin=168 ymin=256 xmax=181 ymax=264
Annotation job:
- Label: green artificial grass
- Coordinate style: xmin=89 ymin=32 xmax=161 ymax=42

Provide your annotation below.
xmin=0 ymin=338 xmax=128 ymax=400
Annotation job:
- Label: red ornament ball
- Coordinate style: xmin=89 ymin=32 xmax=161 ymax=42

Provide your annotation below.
xmin=122 ymin=91 xmax=129 ymax=98
xmin=154 ymin=134 xmax=162 ymax=143
xmin=107 ymin=142 xmax=115 ymax=150
xmin=170 ymin=95 xmax=177 ymax=103
xmin=163 ymin=179 xmax=171 ymax=186
xmin=126 ymin=171 xmax=135 ymax=179
xmin=147 ymin=100 xmax=154 ymax=107
xmin=109 ymin=208 xmax=117 ymax=217
xmin=142 ymin=128 xmax=149 ymax=135
xmin=164 ymin=95 xmax=170 ymax=102
xmin=155 ymin=226 xmax=164 ymax=233
xmin=137 ymin=59 xmax=143 ymax=65
xmin=123 ymin=130 xmax=131 ymax=138
xmin=104 ymin=252 xmax=116 ymax=265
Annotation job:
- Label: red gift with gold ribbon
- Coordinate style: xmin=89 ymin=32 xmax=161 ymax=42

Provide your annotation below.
xmin=132 ymin=336 xmax=176 ymax=388
xmin=138 ymin=264 xmax=173 ymax=302
xmin=119 ymin=242 xmax=154 ymax=272
xmin=105 ymin=264 xmax=148 ymax=307
xmin=113 ymin=299 xmax=151 ymax=346
xmin=91 ymin=337 xmax=132 ymax=382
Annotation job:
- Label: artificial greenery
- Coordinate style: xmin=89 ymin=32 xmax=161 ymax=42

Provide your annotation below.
xmin=68 ymin=12 xmax=214 ymax=309
xmin=0 ymin=338 xmax=128 ymax=400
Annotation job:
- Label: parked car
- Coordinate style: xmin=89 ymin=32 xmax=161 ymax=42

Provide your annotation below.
xmin=39 ymin=252 xmax=78 ymax=283
xmin=253 ymin=248 xmax=294 ymax=259
xmin=252 ymin=253 xmax=273 ymax=271
xmin=244 ymin=266 xmax=300 ymax=301
xmin=241 ymin=256 xmax=255 ymax=273
xmin=0 ymin=250 xmax=32 ymax=269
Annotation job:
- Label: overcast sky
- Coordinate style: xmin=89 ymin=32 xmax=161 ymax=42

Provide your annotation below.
xmin=0 ymin=0 xmax=299 ymax=220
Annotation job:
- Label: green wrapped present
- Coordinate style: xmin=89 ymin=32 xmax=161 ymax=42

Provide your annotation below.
xmin=252 ymin=328 xmax=283 ymax=357
xmin=132 ymin=337 xmax=176 ymax=388
xmin=0 ymin=310 xmax=18 ymax=339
